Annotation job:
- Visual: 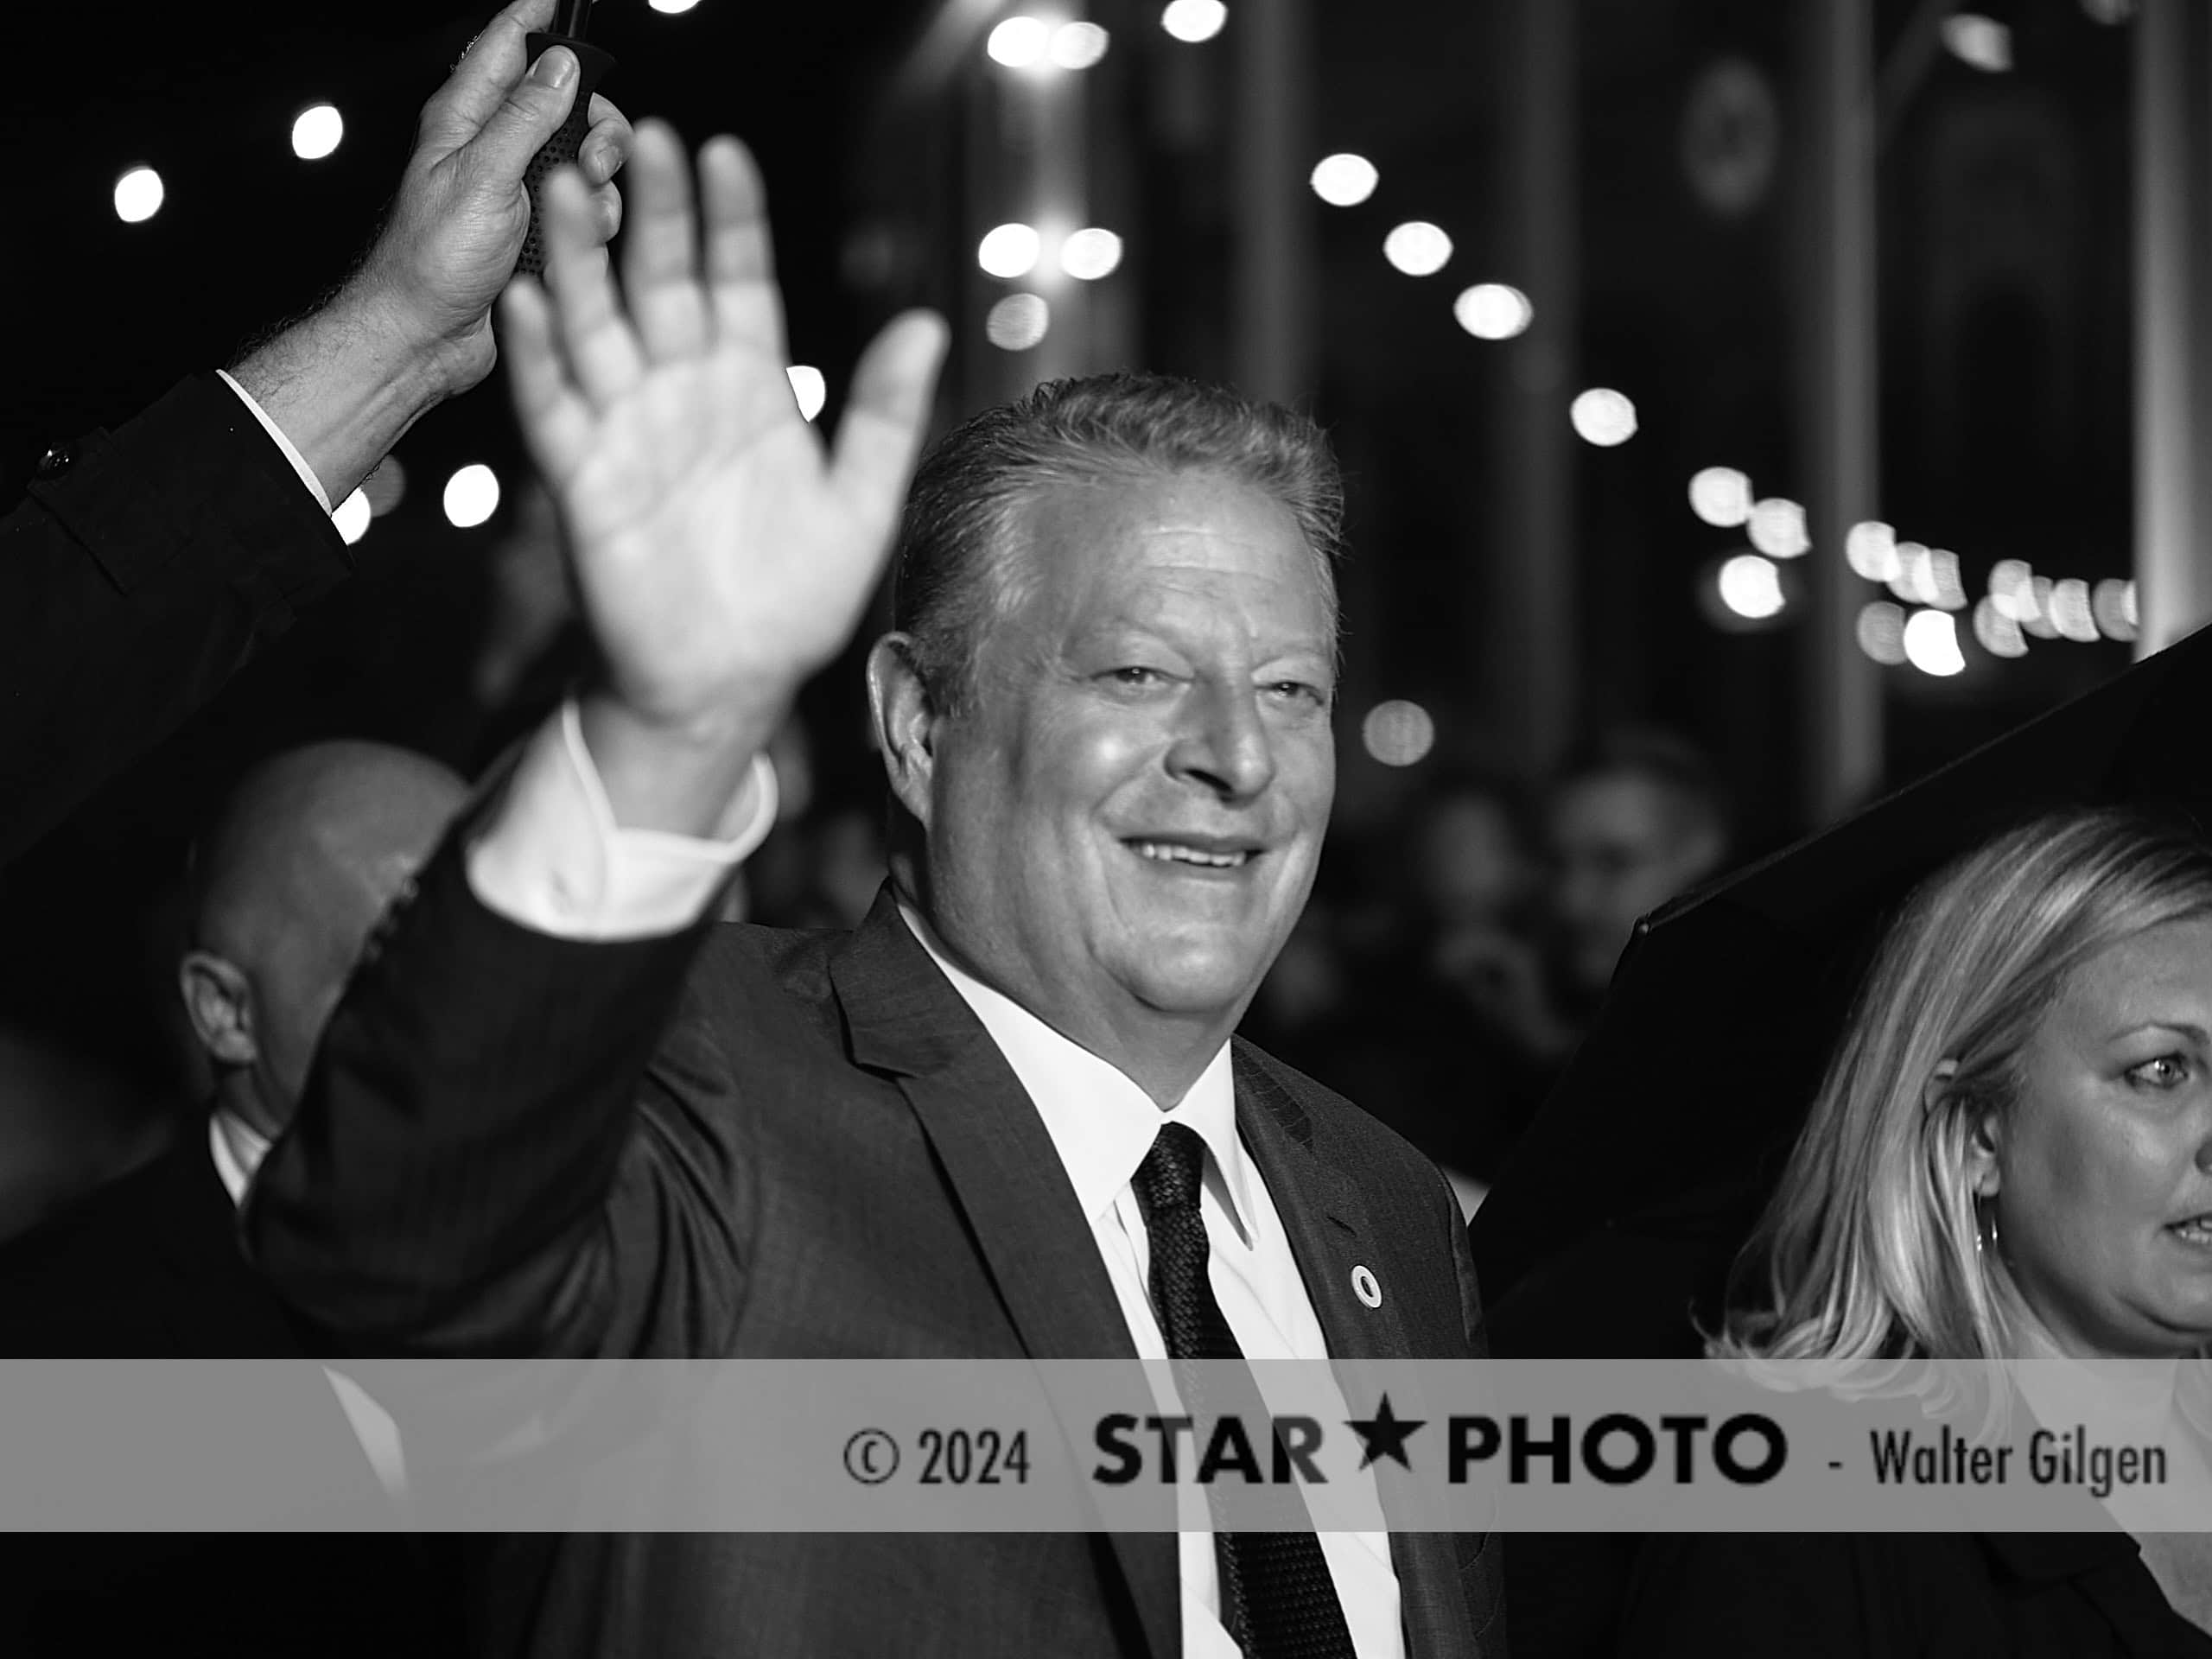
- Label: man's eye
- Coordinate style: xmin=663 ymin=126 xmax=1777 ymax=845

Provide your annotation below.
xmin=1265 ymin=681 xmax=1325 ymax=705
xmin=2125 ymin=1054 xmax=2191 ymax=1090
xmin=1109 ymin=667 xmax=1166 ymax=687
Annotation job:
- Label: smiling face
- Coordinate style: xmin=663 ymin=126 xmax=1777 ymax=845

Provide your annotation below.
xmin=896 ymin=468 xmax=1337 ymax=1094
xmin=1988 ymin=917 xmax=2212 ymax=1357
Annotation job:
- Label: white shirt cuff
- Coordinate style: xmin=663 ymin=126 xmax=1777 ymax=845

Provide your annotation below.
xmin=466 ymin=697 xmax=778 ymax=941
xmin=215 ymin=368 xmax=334 ymax=515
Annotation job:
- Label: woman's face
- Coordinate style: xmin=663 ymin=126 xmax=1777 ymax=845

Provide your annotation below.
xmin=1993 ymin=916 xmax=2212 ymax=1358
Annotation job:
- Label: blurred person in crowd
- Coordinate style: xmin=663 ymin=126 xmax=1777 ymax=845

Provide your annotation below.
xmin=0 ymin=0 xmax=631 ymax=870
xmin=1620 ymin=806 xmax=2212 ymax=1655
xmin=242 ymin=126 xmax=1504 ymax=1659
xmin=1543 ymin=728 xmax=1729 ymax=1025
xmin=0 ymin=741 xmax=467 ymax=1656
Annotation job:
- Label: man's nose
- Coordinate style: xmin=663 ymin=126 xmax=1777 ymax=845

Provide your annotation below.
xmin=1166 ymin=682 xmax=1278 ymax=801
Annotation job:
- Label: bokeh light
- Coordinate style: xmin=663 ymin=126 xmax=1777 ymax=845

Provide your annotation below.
xmin=1856 ymin=601 xmax=1908 ymax=665
xmin=1309 ymin=153 xmax=1378 ymax=207
xmin=987 ymin=16 xmax=1051 ymax=66
xmin=2050 ymin=577 xmax=2100 ymax=642
xmin=1746 ymin=498 xmax=1810 ymax=559
xmin=1382 ymin=221 xmax=1452 ymax=276
xmin=1928 ymin=549 xmax=1967 ymax=611
xmin=1942 ymin=14 xmax=2013 ymax=72
xmin=1059 ymin=227 xmax=1124 ymax=281
xmin=648 ymin=0 xmax=702 ymax=11
xmin=114 ymin=167 xmax=163 ymax=224
xmin=785 ymin=365 xmax=827 ymax=423
xmin=1688 ymin=467 xmax=1753 ymax=528
xmin=1569 ymin=388 xmax=1637 ymax=447
xmin=2019 ymin=575 xmax=2060 ymax=639
xmin=1845 ymin=520 xmax=1899 ymax=582
xmin=334 ymin=488 xmax=372 ymax=547
xmin=986 ymin=294 xmax=1050 ymax=351
xmin=2093 ymin=578 xmax=2139 ymax=642
xmin=1161 ymin=0 xmax=1229 ymax=43
xmin=1988 ymin=558 xmax=2034 ymax=619
xmin=291 ymin=104 xmax=343 ymax=162
xmin=1049 ymin=22 xmax=1111 ymax=69
xmin=1903 ymin=608 xmax=1966 ymax=677
xmin=1454 ymin=283 xmax=1534 ymax=340
xmin=1717 ymin=554 xmax=1784 ymax=620
xmin=1973 ymin=595 xmax=2029 ymax=658
xmin=977 ymin=222 xmax=1041 ymax=279
xmin=1362 ymin=701 xmax=1437 ymax=767
xmin=442 ymin=465 xmax=500 ymax=529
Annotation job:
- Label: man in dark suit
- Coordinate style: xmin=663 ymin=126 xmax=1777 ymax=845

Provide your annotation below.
xmin=244 ymin=122 xmax=1505 ymax=1659
xmin=0 ymin=0 xmax=633 ymax=869
xmin=0 ymin=741 xmax=468 ymax=1656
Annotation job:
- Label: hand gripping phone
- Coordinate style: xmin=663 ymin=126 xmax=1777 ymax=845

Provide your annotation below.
xmin=517 ymin=0 xmax=618 ymax=277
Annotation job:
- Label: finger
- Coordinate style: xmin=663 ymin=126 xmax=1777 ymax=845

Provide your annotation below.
xmin=416 ymin=0 xmax=555 ymax=156
xmin=621 ymin=122 xmax=712 ymax=364
xmin=462 ymin=43 xmax=584 ymax=186
xmin=697 ymin=136 xmax=788 ymax=362
xmin=501 ymin=280 xmax=597 ymax=482
xmin=588 ymin=182 xmax=624 ymax=244
xmin=829 ymin=310 xmax=950 ymax=531
xmin=542 ymin=166 xmax=645 ymax=407
xmin=582 ymin=100 xmax=635 ymax=184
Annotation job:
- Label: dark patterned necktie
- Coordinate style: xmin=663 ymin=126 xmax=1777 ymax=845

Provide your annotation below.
xmin=1130 ymin=1122 xmax=1358 ymax=1659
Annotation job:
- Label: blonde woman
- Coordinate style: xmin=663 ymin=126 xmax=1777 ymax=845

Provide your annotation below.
xmin=1620 ymin=805 xmax=2212 ymax=1656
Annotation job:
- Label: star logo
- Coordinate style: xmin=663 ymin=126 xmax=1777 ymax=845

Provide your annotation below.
xmin=1344 ymin=1394 xmax=1425 ymax=1471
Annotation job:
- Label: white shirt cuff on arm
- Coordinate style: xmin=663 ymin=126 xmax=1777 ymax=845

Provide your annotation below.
xmin=214 ymin=368 xmax=334 ymax=515
xmin=465 ymin=698 xmax=779 ymax=941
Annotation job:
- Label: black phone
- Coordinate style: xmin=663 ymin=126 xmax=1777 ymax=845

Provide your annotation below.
xmin=517 ymin=1 xmax=617 ymax=277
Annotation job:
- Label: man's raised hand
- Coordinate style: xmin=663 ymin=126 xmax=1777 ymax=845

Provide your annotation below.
xmin=502 ymin=121 xmax=947 ymax=822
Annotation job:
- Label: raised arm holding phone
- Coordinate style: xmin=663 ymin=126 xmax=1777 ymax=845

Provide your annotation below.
xmin=0 ymin=0 xmax=632 ymax=868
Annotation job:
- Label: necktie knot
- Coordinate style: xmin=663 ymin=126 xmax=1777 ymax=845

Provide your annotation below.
xmin=1134 ymin=1122 xmax=1209 ymax=1219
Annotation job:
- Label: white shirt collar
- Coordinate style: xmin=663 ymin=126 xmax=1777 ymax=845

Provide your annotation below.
xmin=895 ymin=900 xmax=1255 ymax=1244
xmin=207 ymin=1108 xmax=273 ymax=1210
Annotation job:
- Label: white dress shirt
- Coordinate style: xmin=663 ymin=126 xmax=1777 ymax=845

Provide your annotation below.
xmin=454 ymin=707 xmax=1403 ymax=1656
xmin=215 ymin=370 xmax=334 ymax=514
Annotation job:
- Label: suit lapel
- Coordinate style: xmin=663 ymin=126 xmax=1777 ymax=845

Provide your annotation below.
xmin=1233 ymin=1047 xmax=1483 ymax=1659
xmin=829 ymin=889 xmax=1179 ymax=1659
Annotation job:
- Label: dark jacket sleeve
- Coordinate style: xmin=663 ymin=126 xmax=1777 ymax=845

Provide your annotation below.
xmin=240 ymin=815 xmax=750 ymax=1362
xmin=0 ymin=374 xmax=352 ymax=867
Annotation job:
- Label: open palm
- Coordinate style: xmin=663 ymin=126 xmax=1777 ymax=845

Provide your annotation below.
xmin=502 ymin=122 xmax=946 ymax=732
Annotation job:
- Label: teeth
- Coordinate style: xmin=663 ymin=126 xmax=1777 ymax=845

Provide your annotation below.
xmin=1134 ymin=841 xmax=1248 ymax=868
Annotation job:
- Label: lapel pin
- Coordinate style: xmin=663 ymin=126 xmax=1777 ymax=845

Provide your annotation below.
xmin=1351 ymin=1265 xmax=1382 ymax=1308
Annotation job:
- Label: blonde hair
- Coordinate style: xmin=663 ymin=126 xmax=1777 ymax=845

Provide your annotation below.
xmin=1715 ymin=804 xmax=2212 ymax=1364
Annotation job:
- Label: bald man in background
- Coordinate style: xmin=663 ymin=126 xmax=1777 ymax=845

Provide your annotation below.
xmin=0 ymin=741 xmax=466 ymax=1659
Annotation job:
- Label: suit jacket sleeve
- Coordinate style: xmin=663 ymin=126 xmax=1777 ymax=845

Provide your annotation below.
xmin=0 ymin=375 xmax=351 ymax=866
xmin=241 ymin=812 xmax=752 ymax=1361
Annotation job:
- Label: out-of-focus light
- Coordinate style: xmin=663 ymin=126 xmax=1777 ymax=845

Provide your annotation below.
xmin=1747 ymin=498 xmax=1810 ymax=558
xmin=2050 ymin=577 xmax=2100 ymax=642
xmin=1857 ymin=601 xmax=1909 ymax=665
xmin=1845 ymin=520 xmax=1899 ymax=582
xmin=1717 ymin=554 xmax=1784 ymax=620
xmin=1570 ymin=388 xmax=1638 ymax=447
xmin=1454 ymin=283 xmax=1533 ymax=340
xmin=1988 ymin=557 xmax=2034 ymax=619
xmin=362 ymin=458 xmax=406 ymax=517
xmin=988 ymin=16 xmax=1051 ymax=65
xmin=1382 ymin=221 xmax=1452 ymax=276
xmin=1889 ymin=543 xmax=1936 ymax=607
xmin=986 ymin=293 xmax=1050 ymax=351
xmin=1688 ymin=467 xmax=1754 ymax=528
xmin=442 ymin=464 xmax=500 ymax=529
xmin=785 ymin=365 xmax=827 ymax=422
xmin=977 ymin=222 xmax=1041 ymax=279
xmin=2019 ymin=575 xmax=2060 ymax=639
xmin=1161 ymin=0 xmax=1228 ymax=43
xmin=114 ymin=166 xmax=163 ymax=224
xmin=1059 ymin=227 xmax=1123 ymax=281
xmin=2082 ymin=0 xmax=2136 ymax=22
xmin=1903 ymin=608 xmax=1966 ymax=677
xmin=648 ymin=0 xmax=702 ymax=12
xmin=291 ymin=104 xmax=344 ymax=162
xmin=2093 ymin=577 xmax=2139 ymax=641
xmin=1942 ymin=14 xmax=2013 ymax=72
xmin=1049 ymin=21 xmax=1110 ymax=68
xmin=1974 ymin=595 xmax=2029 ymax=658
xmin=1362 ymin=700 xmax=1436 ymax=767
xmin=334 ymin=488 xmax=372 ymax=547
xmin=1310 ymin=153 xmax=1379 ymax=207
xmin=1928 ymin=549 xmax=1968 ymax=611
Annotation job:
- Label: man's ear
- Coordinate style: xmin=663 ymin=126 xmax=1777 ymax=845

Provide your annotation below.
xmin=179 ymin=951 xmax=257 ymax=1069
xmin=868 ymin=633 xmax=940 ymax=830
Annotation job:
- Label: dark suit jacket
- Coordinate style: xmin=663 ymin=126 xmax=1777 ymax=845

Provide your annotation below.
xmin=0 ymin=1128 xmax=465 ymax=1658
xmin=0 ymin=373 xmax=350 ymax=868
xmin=245 ymin=834 xmax=1508 ymax=1659
xmin=1618 ymin=1530 xmax=2212 ymax=1657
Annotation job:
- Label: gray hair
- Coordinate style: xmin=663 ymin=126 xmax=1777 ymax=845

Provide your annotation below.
xmin=889 ymin=371 xmax=1344 ymax=713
